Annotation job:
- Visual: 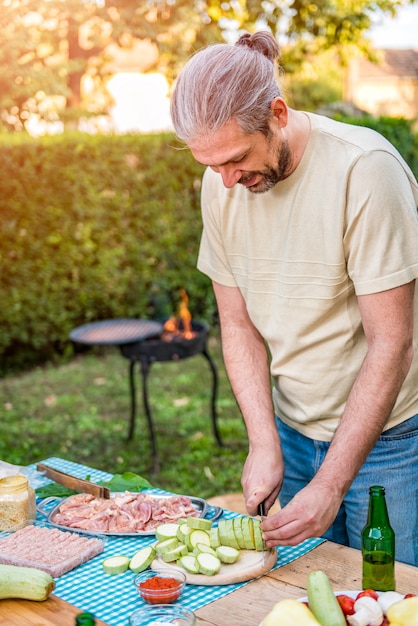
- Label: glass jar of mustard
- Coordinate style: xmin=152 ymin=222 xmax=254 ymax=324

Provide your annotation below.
xmin=0 ymin=475 xmax=36 ymax=531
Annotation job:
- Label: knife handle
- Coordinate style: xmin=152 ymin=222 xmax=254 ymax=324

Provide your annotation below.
xmin=258 ymin=502 xmax=266 ymax=517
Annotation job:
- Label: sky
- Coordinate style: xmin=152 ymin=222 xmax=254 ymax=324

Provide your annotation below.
xmin=367 ymin=3 xmax=418 ymax=48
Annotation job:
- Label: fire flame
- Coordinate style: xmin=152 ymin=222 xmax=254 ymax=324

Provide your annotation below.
xmin=163 ymin=288 xmax=194 ymax=340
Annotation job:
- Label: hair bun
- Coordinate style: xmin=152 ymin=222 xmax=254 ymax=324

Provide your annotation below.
xmin=236 ymin=31 xmax=280 ymax=63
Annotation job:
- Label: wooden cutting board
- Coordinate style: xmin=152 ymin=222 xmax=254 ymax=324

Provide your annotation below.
xmin=151 ymin=548 xmax=277 ymax=585
xmin=0 ymin=594 xmax=109 ymax=625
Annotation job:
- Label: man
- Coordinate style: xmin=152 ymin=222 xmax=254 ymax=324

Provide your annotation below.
xmin=170 ymin=31 xmax=418 ymax=565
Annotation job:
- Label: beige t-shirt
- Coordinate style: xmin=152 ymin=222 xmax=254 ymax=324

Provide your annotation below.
xmin=197 ymin=113 xmax=418 ymax=441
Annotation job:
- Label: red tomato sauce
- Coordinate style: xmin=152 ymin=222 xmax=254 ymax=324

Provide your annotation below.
xmin=139 ymin=576 xmax=182 ymax=604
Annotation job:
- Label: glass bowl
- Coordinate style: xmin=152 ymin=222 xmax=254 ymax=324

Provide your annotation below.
xmin=129 ymin=603 xmax=196 ymax=625
xmin=134 ymin=568 xmax=186 ymax=604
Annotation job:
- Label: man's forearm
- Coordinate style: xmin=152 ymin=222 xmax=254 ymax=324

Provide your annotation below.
xmin=220 ymin=319 xmax=278 ymax=444
xmin=213 ymin=281 xmax=278 ymax=444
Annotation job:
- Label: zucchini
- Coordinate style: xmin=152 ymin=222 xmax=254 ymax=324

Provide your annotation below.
xmin=217 ymin=520 xmax=240 ymax=549
xmin=177 ymin=523 xmax=193 ymax=542
xmin=209 ymin=526 xmax=221 ymax=548
xmin=233 ymin=517 xmax=246 ymax=549
xmin=129 ymin=546 xmax=156 ymax=573
xmin=0 ymin=564 xmax=55 ymax=601
xmin=193 ymin=542 xmax=217 ymax=557
xmin=240 ymin=517 xmax=256 ymax=550
xmin=307 ymin=570 xmax=347 ymax=626
xmin=161 ymin=543 xmax=188 ymax=562
xmin=177 ymin=555 xmax=200 ymax=574
xmin=155 ymin=523 xmax=179 ymax=542
xmin=186 ymin=516 xmax=212 ymax=531
xmin=252 ymin=519 xmax=266 ymax=552
xmin=155 ymin=537 xmax=179 ymax=556
xmin=189 ymin=529 xmax=211 ymax=548
xmin=102 ymin=555 xmax=130 ymax=575
xmin=216 ymin=545 xmax=240 ymax=564
xmin=196 ymin=552 xmax=221 ymax=575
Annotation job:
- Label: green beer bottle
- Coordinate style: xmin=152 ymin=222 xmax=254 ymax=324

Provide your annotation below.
xmin=361 ymin=485 xmax=395 ymax=591
xmin=75 ymin=612 xmax=96 ymax=625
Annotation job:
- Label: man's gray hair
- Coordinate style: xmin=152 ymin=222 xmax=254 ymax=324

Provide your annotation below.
xmin=170 ymin=31 xmax=282 ymax=144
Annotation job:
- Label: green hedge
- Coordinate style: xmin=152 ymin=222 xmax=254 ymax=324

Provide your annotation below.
xmin=0 ymin=133 xmax=212 ymax=374
xmin=1 ymin=116 xmax=417 ymax=375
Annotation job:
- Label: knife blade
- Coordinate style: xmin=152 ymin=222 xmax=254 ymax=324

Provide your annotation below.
xmin=258 ymin=501 xmax=266 ymax=564
xmin=36 ymin=463 xmax=110 ymax=499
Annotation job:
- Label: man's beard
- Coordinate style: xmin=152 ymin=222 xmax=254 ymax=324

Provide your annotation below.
xmin=239 ymin=138 xmax=292 ymax=194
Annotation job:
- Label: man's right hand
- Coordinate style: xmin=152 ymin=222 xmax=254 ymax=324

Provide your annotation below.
xmin=242 ymin=444 xmax=284 ymax=517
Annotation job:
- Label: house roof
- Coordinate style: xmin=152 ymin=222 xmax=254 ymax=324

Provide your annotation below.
xmin=357 ymin=48 xmax=418 ymax=79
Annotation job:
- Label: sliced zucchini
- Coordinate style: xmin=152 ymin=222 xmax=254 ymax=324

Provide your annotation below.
xmin=177 ymin=554 xmax=200 ymax=574
xmin=177 ymin=523 xmax=193 ymax=542
xmin=155 ymin=537 xmax=179 ymax=555
xmin=102 ymin=555 xmax=130 ymax=575
xmin=209 ymin=526 xmax=221 ymax=549
xmin=189 ymin=529 xmax=211 ymax=548
xmin=161 ymin=543 xmax=188 ymax=562
xmin=216 ymin=545 xmax=241 ymax=564
xmin=129 ymin=546 xmax=156 ymax=573
xmin=241 ymin=517 xmax=255 ymax=550
xmin=155 ymin=523 xmax=180 ymax=542
xmin=193 ymin=543 xmax=217 ymax=557
xmin=233 ymin=517 xmax=246 ymax=549
xmin=218 ymin=519 xmax=239 ymax=549
xmin=252 ymin=519 xmax=266 ymax=552
xmin=196 ymin=552 xmax=221 ymax=576
xmin=186 ymin=516 xmax=213 ymax=531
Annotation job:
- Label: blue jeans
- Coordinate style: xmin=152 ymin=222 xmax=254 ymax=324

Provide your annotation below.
xmin=276 ymin=413 xmax=418 ymax=566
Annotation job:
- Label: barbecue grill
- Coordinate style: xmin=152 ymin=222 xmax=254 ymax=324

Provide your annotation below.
xmin=70 ymin=318 xmax=223 ymax=473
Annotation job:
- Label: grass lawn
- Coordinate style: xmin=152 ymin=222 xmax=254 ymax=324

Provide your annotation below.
xmin=0 ymin=332 xmax=249 ymax=499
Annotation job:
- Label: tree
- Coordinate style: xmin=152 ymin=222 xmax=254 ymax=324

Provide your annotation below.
xmin=0 ymin=0 xmax=414 ymax=131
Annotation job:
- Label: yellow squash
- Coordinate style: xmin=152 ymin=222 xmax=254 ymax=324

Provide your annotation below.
xmin=386 ymin=596 xmax=418 ymax=626
xmin=262 ymin=598 xmax=321 ymax=626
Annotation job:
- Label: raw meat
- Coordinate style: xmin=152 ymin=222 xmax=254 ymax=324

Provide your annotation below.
xmin=0 ymin=524 xmax=105 ymax=577
xmin=51 ymin=492 xmax=200 ymax=533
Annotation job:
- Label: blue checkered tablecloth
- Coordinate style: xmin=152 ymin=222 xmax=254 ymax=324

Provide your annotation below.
xmin=31 ymin=457 xmax=325 ymax=626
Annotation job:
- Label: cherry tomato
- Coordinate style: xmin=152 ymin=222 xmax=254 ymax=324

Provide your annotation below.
xmin=381 ymin=618 xmax=389 ymax=626
xmin=404 ymin=593 xmax=416 ymax=598
xmin=336 ymin=594 xmax=355 ymax=615
xmin=356 ymin=589 xmax=379 ymax=601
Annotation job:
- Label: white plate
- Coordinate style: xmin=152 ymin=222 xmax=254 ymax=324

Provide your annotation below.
xmin=259 ymin=591 xmax=372 ymax=625
xmin=298 ymin=589 xmax=362 ymax=602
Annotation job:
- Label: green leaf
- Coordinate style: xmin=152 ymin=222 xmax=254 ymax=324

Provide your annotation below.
xmin=35 ymin=483 xmax=79 ymax=499
xmin=97 ymin=472 xmax=153 ymax=492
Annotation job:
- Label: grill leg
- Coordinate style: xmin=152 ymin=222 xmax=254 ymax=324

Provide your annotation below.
xmin=202 ymin=347 xmax=223 ymax=447
xmin=140 ymin=358 xmax=159 ymax=475
xmin=127 ymin=360 xmax=137 ymax=441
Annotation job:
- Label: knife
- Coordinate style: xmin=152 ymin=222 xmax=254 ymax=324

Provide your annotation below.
xmin=36 ymin=463 xmax=110 ymax=499
xmin=258 ymin=501 xmax=266 ymax=564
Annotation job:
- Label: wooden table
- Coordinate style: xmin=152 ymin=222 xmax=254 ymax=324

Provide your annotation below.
xmin=0 ymin=594 xmax=109 ymax=625
xmin=194 ymin=541 xmax=418 ymax=625
xmin=1 ymin=541 xmax=416 ymax=624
